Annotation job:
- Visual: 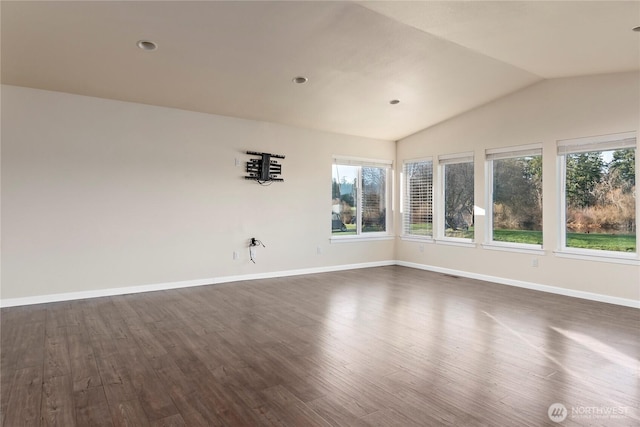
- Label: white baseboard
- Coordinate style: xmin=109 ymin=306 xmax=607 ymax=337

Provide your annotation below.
xmin=2 ymin=259 xmax=636 ymax=309
xmin=397 ymin=261 xmax=640 ymax=309
xmin=0 ymin=260 xmax=395 ymax=308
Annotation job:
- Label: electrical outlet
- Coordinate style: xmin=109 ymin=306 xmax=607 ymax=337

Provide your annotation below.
xmin=234 ymin=158 xmax=240 ymax=167
xmin=233 ymin=251 xmax=239 ymax=260
xmin=531 ymin=258 xmax=539 ymax=267
xmin=419 ymin=244 xmax=424 ymax=253
xmin=317 ymin=246 xmax=322 ymax=255
xmin=250 ymin=246 xmax=256 ymax=260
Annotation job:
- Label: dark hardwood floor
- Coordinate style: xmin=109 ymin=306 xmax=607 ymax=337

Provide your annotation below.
xmin=1 ymin=266 xmax=638 ymax=426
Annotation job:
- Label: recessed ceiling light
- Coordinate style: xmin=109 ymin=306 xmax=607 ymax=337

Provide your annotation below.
xmin=390 ymin=99 xmax=400 ymax=105
xmin=292 ymin=76 xmax=308 ymax=84
xmin=633 ymin=26 xmax=640 ymax=32
xmin=137 ymin=40 xmax=158 ymax=51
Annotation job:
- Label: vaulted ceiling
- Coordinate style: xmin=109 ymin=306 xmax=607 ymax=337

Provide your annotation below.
xmin=2 ymin=1 xmax=639 ymax=140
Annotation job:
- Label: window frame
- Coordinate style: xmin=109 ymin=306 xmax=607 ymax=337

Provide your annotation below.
xmin=484 ymin=144 xmax=544 ymax=254
xmin=556 ymin=132 xmax=638 ymax=263
xmin=401 ymin=157 xmax=434 ymax=242
xmin=437 ymin=152 xmax=475 ymax=245
xmin=331 ymin=156 xmax=393 ymax=242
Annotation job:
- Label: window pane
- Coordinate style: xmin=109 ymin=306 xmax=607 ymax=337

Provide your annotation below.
xmin=362 ymin=167 xmax=386 ymax=233
xmin=332 ymin=164 xmax=358 ymax=235
xmin=444 ymin=162 xmax=474 ymax=239
xmin=565 ymin=148 xmax=636 ymax=252
xmin=403 ymin=161 xmax=433 ymax=236
xmin=492 ymin=155 xmax=542 ymax=244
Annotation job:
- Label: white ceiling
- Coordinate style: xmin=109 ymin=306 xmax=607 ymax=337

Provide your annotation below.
xmin=2 ymin=1 xmax=639 ymax=141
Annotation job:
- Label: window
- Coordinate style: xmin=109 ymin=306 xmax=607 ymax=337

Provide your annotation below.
xmin=439 ymin=153 xmax=474 ymax=240
xmin=486 ymin=145 xmax=543 ymax=248
xmin=558 ymin=133 xmax=636 ymax=255
xmin=402 ymin=159 xmax=433 ymax=238
xmin=332 ymin=158 xmax=391 ymax=237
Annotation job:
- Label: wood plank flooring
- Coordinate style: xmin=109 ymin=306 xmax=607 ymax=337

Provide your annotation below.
xmin=1 ymin=266 xmax=638 ymax=426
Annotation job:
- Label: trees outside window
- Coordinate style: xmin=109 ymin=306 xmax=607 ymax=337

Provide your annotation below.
xmin=567 ymin=149 xmax=637 ymax=252
xmin=486 ymin=146 xmax=543 ymax=246
xmin=560 ymin=135 xmax=636 ymax=253
xmin=362 ymin=167 xmax=387 ymax=233
xmin=332 ymin=164 xmax=358 ymax=234
xmin=332 ymin=159 xmax=390 ymax=236
xmin=440 ymin=154 xmax=474 ymax=240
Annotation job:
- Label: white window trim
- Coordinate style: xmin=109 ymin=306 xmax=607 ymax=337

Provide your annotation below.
xmin=332 ymin=156 xmax=393 ymax=168
xmin=553 ymin=249 xmax=639 ymax=265
xmin=482 ymin=242 xmax=545 ymax=255
xmin=436 ymin=238 xmax=476 ymax=248
xmin=437 ymin=152 xmax=475 ymax=242
xmin=485 ymin=143 xmax=543 ymax=250
xmin=557 ymin=131 xmax=636 ymax=155
xmin=557 ymin=154 xmax=569 ymax=252
xmin=331 ymin=234 xmax=395 ymax=243
xmin=402 ymin=157 xmax=434 ymax=239
xmin=556 ymin=133 xmax=638 ymax=262
xmin=400 ymin=235 xmax=435 ymax=243
xmin=439 ymin=151 xmax=474 ymax=164
xmin=332 ymin=156 xmax=393 ymax=240
xmin=486 ymin=143 xmax=542 ymax=160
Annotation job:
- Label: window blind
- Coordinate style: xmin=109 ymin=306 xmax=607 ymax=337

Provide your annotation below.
xmin=333 ymin=157 xmax=392 ymax=169
xmin=486 ymin=144 xmax=542 ymax=160
xmin=402 ymin=159 xmax=433 ymax=236
xmin=558 ymin=132 xmax=636 ymax=155
xmin=439 ymin=152 xmax=474 ymax=165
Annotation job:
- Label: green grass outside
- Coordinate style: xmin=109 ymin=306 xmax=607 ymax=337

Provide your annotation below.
xmin=408 ymin=223 xmax=474 ymax=238
xmin=335 ymin=222 xmax=636 ymax=252
xmin=493 ymin=229 xmax=543 ymax=245
xmin=332 ymin=223 xmax=357 ymax=236
xmin=409 ymin=223 xmax=433 ymax=235
xmin=566 ymin=232 xmax=636 ymax=252
xmin=494 ymin=229 xmax=636 ymax=252
xmin=333 ymin=222 xmax=387 ymax=236
xmin=445 ymin=228 xmax=474 ymax=239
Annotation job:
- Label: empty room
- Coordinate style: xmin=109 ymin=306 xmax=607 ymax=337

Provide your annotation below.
xmin=1 ymin=1 xmax=639 ymax=426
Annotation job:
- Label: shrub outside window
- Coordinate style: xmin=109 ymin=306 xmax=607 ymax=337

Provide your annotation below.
xmin=439 ymin=153 xmax=474 ymax=240
xmin=486 ymin=145 xmax=543 ymax=247
xmin=559 ymin=133 xmax=636 ymax=255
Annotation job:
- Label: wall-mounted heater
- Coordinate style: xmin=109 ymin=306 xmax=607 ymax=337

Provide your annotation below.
xmin=245 ymin=151 xmax=285 ymax=184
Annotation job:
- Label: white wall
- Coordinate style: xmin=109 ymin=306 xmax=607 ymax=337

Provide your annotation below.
xmin=396 ymin=72 xmax=640 ymax=303
xmin=3 ymin=73 xmax=639 ymax=305
xmin=1 ymin=85 xmax=396 ymax=300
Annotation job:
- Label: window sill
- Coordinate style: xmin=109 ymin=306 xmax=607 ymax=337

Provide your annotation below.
xmin=330 ymin=235 xmax=395 ymax=243
xmin=436 ymin=239 xmax=476 ymax=248
xmin=554 ymin=249 xmax=639 ymax=265
xmin=400 ymin=235 xmax=435 ymax=243
xmin=482 ymin=242 xmax=545 ymax=255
